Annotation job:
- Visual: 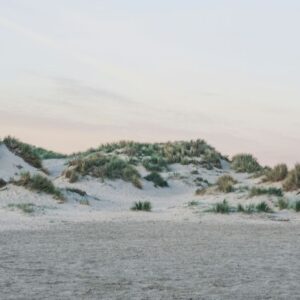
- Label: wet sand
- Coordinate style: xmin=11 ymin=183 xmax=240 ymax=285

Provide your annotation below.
xmin=0 ymin=220 xmax=300 ymax=300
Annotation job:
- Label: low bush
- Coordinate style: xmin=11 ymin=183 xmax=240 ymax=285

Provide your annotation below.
xmin=144 ymin=172 xmax=168 ymax=188
xmin=231 ymin=154 xmax=261 ymax=173
xmin=142 ymin=156 xmax=168 ymax=172
xmin=131 ymin=201 xmax=152 ymax=211
xmin=216 ymin=175 xmax=237 ymax=193
xmin=249 ymin=187 xmax=283 ymax=198
xmin=283 ymin=164 xmax=300 ymax=191
xmin=294 ymin=200 xmax=300 ymax=212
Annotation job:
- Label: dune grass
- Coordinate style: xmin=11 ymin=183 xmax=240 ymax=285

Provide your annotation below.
xmin=7 ymin=203 xmax=36 ymax=214
xmin=210 ymin=200 xmax=230 ymax=214
xmin=277 ymin=197 xmax=289 ymax=210
xmin=249 ymin=187 xmax=283 ymax=198
xmin=68 ymin=154 xmax=142 ymax=188
xmin=231 ymin=153 xmax=262 ymax=173
xmin=283 ymin=164 xmax=300 ymax=191
xmin=264 ymin=164 xmax=288 ymax=182
xmin=144 ymin=172 xmax=168 ymax=188
xmin=216 ymin=175 xmax=237 ymax=193
xmin=3 ymin=136 xmax=42 ymax=168
xmin=15 ymin=172 xmax=64 ymax=201
xmin=131 ymin=201 xmax=152 ymax=212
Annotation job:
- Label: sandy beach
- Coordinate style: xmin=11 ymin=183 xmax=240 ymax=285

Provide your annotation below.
xmin=1 ymin=219 xmax=300 ymax=300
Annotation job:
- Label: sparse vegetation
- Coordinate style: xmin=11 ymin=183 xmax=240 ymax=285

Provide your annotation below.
xmin=79 ymin=199 xmax=90 ymax=205
xmin=216 ymin=175 xmax=237 ymax=193
xmin=195 ymin=188 xmax=207 ymax=195
xmin=283 ymin=164 xmax=300 ymax=191
xmin=188 ymin=200 xmax=199 ymax=206
xmin=249 ymin=187 xmax=283 ymax=198
xmin=237 ymin=202 xmax=272 ymax=213
xmin=144 ymin=172 xmax=168 ymax=187
xmin=15 ymin=172 xmax=64 ymax=201
xmin=231 ymin=154 xmax=262 ymax=173
xmin=66 ymin=187 xmax=87 ymax=197
xmin=264 ymin=164 xmax=288 ymax=182
xmin=7 ymin=203 xmax=36 ymax=214
xmin=131 ymin=201 xmax=152 ymax=211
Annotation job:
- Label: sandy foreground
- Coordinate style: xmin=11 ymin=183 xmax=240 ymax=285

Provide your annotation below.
xmin=0 ymin=217 xmax=300 ymax=300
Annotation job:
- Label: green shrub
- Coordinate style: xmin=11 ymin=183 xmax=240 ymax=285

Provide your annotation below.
xmin=283 ymin=164 xmax=300 ymax=191
xmin=265 ymin=164 xmax=288 ymax=182
xmin=3 ymin=136 xmax=42 ymax=168
xmin=237 ymin=203 xmax=256 ymax=214
xmin=216 ymin=175 xmax=237 ymax=193
xmin=231 ymin=154 xmax=261 ymax=173
xmin=144 ymin=172 xmax=168 ymax=188
xmin=249 ymin=187 xmax=283 ymax=198
xmin=211 ymin=200 xmax=230 ymax=214
xmin=256 ymin=201 xmax=273 ymax=213
xmin=131 ymin=201 xmax=152 ymax=211
xmin=16 ymin=173 xmax=64 ymax=201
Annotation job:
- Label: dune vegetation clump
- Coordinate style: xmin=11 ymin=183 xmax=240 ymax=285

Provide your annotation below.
xmin=144 ymin=172 xmax=169 ymax=188
xmin=7 ymin=203 xmax=36 ymax=214
xmin=80 ymin=139 xmax=225 ymax=170
xmin=3 ymin=136 xmax=42 ymax=168
xmin=131 ymin=201 xmax=152 ymax=211
xmin=15 ymin=172 xmax=64 ymax=201
xmin=283 ymin=164 xmax=300 ymax=191
xmin=231 ymin=154 xmax=262 ymax=173
xmin=249 ymin=187 xmax=283 ymax=198
xmin=211 ymin=199 xmax=230 ymax=214
xmin=68 ymin=154 xmax=142 ymax=188
xmin=216 ymin=175 xmax=237 ymax=193
xmin=264 ymin=164 xmax=288 ymax=182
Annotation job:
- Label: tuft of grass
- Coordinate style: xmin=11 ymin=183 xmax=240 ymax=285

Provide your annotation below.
xmin=264 ymin=164 xmax=288 ymax=182
xmin=195 ymin=188 xmax=207 ymax=195
xmin=216 ymin=175 xmax=237 ymax=193
xmin=283 ymin=164 xmax=300 ymax=191
xmin=211 ymin=200 xmax=230 ymax=214
xmin=256 ymin=201 xmax=273 ymax=213
xmin=249 ymin=187 xmax=283 ymax=198
xmin=79 ymin=199 xmax=90 ymax=206
xmin=231 ymin=153 xmax=262 ymax=173
xmin=188 ymin=200 xmax=199 ymax=206
xmin=7 ymin=203 xmax=35 ymax=214
xmin=131 ymin=201 xmax=152 ymax=212
xmin=277 ymin=197 xmax=289 ymax=210
xmin=294 ymin=200 xmax=300 ymax=212
xmin=142 ymin=156 xmax=168 ymax=172
xmin=144 ymin=172 xmax=168 ymax=188
xmin=0 ymin=178 xmax=7 ymax=188
xmin=3 ymin=136 xmax=42 ymax=168
xmin=15 ymin=172 xmax=64 ymax=201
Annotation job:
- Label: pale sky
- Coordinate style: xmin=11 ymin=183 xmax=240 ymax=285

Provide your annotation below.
xmin=1 ymin=0 xmax=300 ymax=166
